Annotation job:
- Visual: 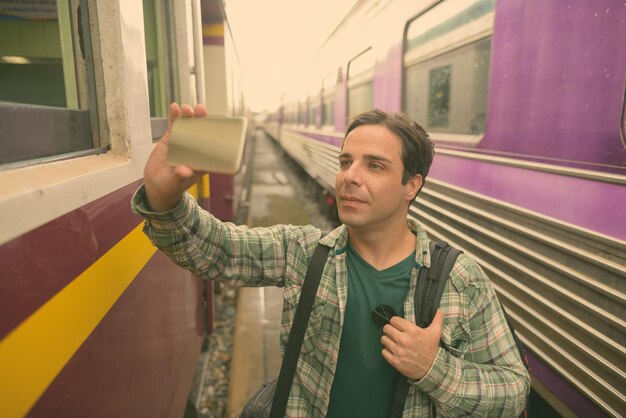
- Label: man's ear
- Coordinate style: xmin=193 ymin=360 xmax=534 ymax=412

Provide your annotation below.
xmin=406 ymin=174 xmax=422 ymax=201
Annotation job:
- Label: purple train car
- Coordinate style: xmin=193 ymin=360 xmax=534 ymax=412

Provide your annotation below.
xmin=264 ymin=0 xmax=625 ymax=416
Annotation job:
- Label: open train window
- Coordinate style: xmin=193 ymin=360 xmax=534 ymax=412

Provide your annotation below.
xmin=0 ymin=0 xmax=99 ymax=169
xmin=403 ymin=0 xmax=494 ymax=143
xmin=143 ymin=0 xmax=175 ymax=141
xmin=347 ymin=48 xmax=374 ymax=118
xmin=322 ymin=72 xmax=335 ymax=127
xmin=143 ymin=0 xmax=174 ymax=119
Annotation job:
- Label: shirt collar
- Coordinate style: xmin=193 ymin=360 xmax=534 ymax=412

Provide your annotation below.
xmin=407 ymin=218 xmax=431 ymax=268
xmin=321 ymin=219 xmax=430 ymax=266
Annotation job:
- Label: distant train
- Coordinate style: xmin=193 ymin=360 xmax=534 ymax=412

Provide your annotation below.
xmin=0 ymin=1 xmax=245 ymax=417
xmin=263 ymin=0 xmax=626 ymax=416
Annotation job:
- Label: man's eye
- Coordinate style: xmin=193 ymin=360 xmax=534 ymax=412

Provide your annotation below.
xmin=369 ymin=163 xmax=383 ymax=171
xmin=339 ymin=160 xmax=350 ymax=168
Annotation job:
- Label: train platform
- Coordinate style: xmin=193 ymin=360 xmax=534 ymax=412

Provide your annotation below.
xmin=225 ymin=129 xmax=335 ymax=417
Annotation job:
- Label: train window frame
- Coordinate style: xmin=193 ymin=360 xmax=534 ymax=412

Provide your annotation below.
xmin=321 ymin=72 xmax=335 ymax=128
xmin=0 ymin=1 xmax=158 ymax=246
xmin=283 ymin=101 xmax=295 ymax=125
xmin=0 ymin=0 xmax=103 ymax=169
xmin=307 ymin=95 xmax=317 ymax=127
xmin=282 ymin=102 xmax=290 ymax=124
xmin=290 ymin=102 xmax=298 ymax=125
xmin=143 ymin=0 xmax=175 ymax=142
xmin=346 ymin=48 xmax=374 ymax=119
xmin=298 ymin=101 xmax=307 ymax=126
xmin=402 ymin=0 xmax=495 ymax=144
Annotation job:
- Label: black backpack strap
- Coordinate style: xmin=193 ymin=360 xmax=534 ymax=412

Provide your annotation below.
xmin=415 ymin=241 xmax=463 ymax=328
xmin=389 ymin=240 xmax=462 ymax=418
xmin=269 ymin=241 xmax=330 ymax=418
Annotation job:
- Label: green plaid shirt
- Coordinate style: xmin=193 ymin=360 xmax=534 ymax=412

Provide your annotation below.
xmin=132 ymin=186 xmax=530 ymax=417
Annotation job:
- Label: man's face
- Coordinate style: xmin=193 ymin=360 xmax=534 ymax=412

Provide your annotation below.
xmin=335 ymin=124 xmax=421 ymax=231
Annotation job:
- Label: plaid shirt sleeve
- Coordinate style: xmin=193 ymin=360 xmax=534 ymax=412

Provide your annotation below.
xmin=411 ymin=253 xmax=531 ymax=417
xmin=131 ymin=185 xmax=320 ymax=287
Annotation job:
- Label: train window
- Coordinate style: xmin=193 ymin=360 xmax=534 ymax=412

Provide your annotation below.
xmin=347 ymin=48 xmax=374 ymax=118
xmin=403 ymin=0 xmax=494 ymax=141
xmin=290 ymin=102 xmax=297 ymax=124
xmin=308 ymin=96 xmax=317 ymax=126
xmin=283 ymin=102 xmax=293 ymax=124
xmin=143 ymin=0 xmax=173 ymax=119
xmin=0 ymin=0 xmax=97 ymax=168
xmin=143 ymin=0 xmax=175 ymax=141
xmin=298 ymin=101 xmax=306 ymax=125
xmin=0 ymin=3 xmax=69 ymax=107
xmin=322 ymin=73 xmax=335 ymax=127
xmin=283 ymin=102 xmax=290 ymax=124
xmin=322 ymin=92 xmax=334 ymax=127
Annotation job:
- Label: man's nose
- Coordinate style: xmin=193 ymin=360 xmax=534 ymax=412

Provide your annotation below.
xmin=343 ymin=162 xmax=362 ymax=185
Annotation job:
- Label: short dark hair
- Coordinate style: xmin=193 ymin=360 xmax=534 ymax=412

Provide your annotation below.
xmin=345 ymin=109 xmax=434 ymax=193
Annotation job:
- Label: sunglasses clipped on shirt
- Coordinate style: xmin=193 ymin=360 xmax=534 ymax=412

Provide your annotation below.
xmin=372 ymin=304 xmax=398 ymax=328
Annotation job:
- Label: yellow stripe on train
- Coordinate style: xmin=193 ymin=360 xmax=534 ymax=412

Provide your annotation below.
xmin=0 ymin=223 xmax=157 ymax=418
xmin=202 ymin=23 xmax=224 ymax=38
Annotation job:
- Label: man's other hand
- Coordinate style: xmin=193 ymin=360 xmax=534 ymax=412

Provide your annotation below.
xmin=381 ymin=309 xmax=443 ymax=380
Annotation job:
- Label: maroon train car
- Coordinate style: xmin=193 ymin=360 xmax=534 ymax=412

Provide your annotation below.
xmin=0 ymin=1 xmax=243 ymax=417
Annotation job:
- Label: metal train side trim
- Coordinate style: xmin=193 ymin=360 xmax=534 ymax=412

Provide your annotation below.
xmin=409 ymin=178 xmax=626 ymax=418
xmin=279 ymin=129 xmax=340 ymax=193
xmin=282 ymin=124 xmax=345 ymax=139
xmin=278 ymin=125 xmax=626 ymax=186
xmin=436 ymin=148 xmax=626 ymax=185
xmin=0 ymin=222 xmax=157 ymax=418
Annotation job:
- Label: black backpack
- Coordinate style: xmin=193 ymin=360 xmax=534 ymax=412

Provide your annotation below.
xmin=390 ymin=240 xmax=530 ymax=418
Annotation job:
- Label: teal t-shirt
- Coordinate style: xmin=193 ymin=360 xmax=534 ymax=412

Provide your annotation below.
xmin=326 ymin=244 xmax=415 ymax=418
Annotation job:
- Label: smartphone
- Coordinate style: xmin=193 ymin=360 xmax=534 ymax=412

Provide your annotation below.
xmin=167 ymin=115 xmax=248 ymax=174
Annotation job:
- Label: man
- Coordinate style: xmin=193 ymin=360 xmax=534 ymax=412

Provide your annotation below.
xmin=132 ymin=103 xmax=530 ymax=417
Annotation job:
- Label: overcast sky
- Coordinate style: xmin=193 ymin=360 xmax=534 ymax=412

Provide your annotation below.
xmin=224 ymin=0 xmax=357 ymax=112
